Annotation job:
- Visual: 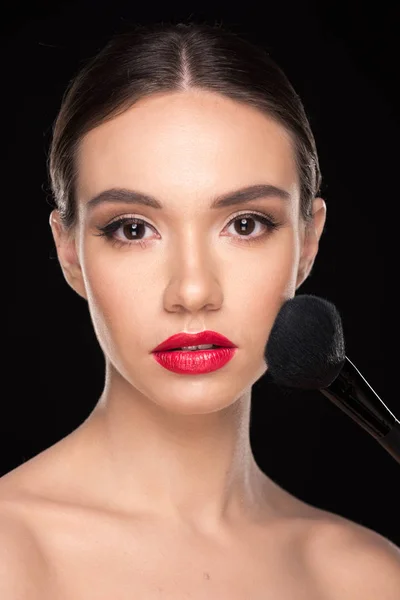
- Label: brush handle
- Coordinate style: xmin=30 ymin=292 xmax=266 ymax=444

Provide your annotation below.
xmin=321 ymin=356 xmax=400 ymax=464
xmin=376 ymin=421 xmax=400 ymax=464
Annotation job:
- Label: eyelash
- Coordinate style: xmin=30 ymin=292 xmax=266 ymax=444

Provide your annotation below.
xmin=94 ymin=211 xmax=281 ymax=250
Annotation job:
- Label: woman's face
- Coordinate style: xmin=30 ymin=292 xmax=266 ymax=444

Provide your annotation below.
xmin=53 ymin=90 xmax=322 ymax=414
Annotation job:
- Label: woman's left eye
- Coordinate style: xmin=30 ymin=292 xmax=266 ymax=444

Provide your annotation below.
xmin=94 ymin=212 xmax=281 ymax=249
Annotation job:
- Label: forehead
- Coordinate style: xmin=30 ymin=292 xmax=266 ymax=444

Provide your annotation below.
xmin=76 ymin=90 xmax=299 ymax=204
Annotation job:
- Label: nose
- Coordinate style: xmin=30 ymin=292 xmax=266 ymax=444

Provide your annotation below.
xmin=162 ymin=243 xmax=224 ymax=314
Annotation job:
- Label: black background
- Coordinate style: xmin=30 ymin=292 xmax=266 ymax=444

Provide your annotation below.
xmin=3 ymin=1 xmax=396 ymax=544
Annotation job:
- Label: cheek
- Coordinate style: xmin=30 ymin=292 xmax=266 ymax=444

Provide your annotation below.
xmin=81 ymin=254 xmax=150 ymax=351
xmin=230 ymin=235 xmax=299 ymax=305
xmin=227 ymin=235 xmax=299 ymax=346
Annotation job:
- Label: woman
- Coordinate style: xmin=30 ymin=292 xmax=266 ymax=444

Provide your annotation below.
xmin=1 ymin=20 xmax=399 ymax=599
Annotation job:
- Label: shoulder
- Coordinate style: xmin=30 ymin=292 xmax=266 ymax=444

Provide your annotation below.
xmin=0 ymin=493 xmax=51 ymax=598
xmin=308 ymin=515 xmax=400 ymax=600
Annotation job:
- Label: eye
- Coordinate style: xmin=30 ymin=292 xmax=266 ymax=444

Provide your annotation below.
xmin=224 ymin=212 xmax=278 ymax=244
xmin=94 ymin=211 xmax=281 ymax=249
xmin=94 ymin=217 xmax=154 ymax=249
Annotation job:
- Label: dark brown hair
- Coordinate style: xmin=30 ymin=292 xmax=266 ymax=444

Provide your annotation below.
xmin=47 ymin=20 xmax=322 ymax=237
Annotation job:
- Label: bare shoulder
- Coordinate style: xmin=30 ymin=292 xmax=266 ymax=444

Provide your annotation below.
xmin=0 ymin=497 xmax=51 ymax=599
xmin=0 ymin=453 xmax=64 ymax=599
xmin=307 ymin=513 xmax=400 ymax=600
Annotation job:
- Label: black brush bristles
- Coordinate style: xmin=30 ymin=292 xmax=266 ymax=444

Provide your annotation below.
xmin=265 ymin=294 xmax=346 ymax=389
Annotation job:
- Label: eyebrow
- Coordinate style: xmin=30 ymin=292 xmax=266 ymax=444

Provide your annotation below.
xmin=85 ymin=183 xmax=292 ymax=212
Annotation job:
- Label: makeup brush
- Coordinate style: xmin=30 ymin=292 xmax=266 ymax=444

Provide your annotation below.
xmin=265 ymin=294 xmax=400 ymax=464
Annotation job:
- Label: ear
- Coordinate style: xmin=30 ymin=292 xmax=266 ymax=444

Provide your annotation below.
xmin=49 ymin=210 xmax=88 ymax=300
xmin=296 ymin=197 xmax=327 ymax=290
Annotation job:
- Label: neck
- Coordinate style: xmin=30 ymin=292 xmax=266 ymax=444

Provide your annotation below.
xmin=73 ymin=362 xmax=269 ymax=536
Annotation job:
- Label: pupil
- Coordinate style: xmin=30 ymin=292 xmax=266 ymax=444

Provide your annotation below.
xmin=236 ymin=217 xmax=255 ymax=235
xmin=124 ymin=223 xmax=143 ymax=240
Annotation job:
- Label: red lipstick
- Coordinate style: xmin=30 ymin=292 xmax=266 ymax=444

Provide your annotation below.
xmin=152 ymin=330 xmax=236 ymax=352
xmin=152 ymin=330 xmax=237 ymax=375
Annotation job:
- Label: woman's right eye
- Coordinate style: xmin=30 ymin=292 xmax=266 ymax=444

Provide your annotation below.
xmin=95 ymin=217 xmax=155 ymax=248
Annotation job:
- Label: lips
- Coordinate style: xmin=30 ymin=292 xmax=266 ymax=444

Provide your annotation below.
xmin=152 ymin=330 xmax=236 ymax=352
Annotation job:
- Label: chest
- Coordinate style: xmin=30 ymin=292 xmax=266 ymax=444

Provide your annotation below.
xmin=42 ymin=520 xmax=323 ymax=600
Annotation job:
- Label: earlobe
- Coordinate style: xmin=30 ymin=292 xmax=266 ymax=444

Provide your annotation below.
xmin=313 ymin=197 xmax=327 ymax=242
xmin=295 ymin=262 xmax=310 ymax=290
xmin=49 ymin=210 xmax=76 ymax=268
xmin=49 ymin=210 xmax=88 ymax=300
xmin=295 ymin=197 xmax=327 ymax=290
